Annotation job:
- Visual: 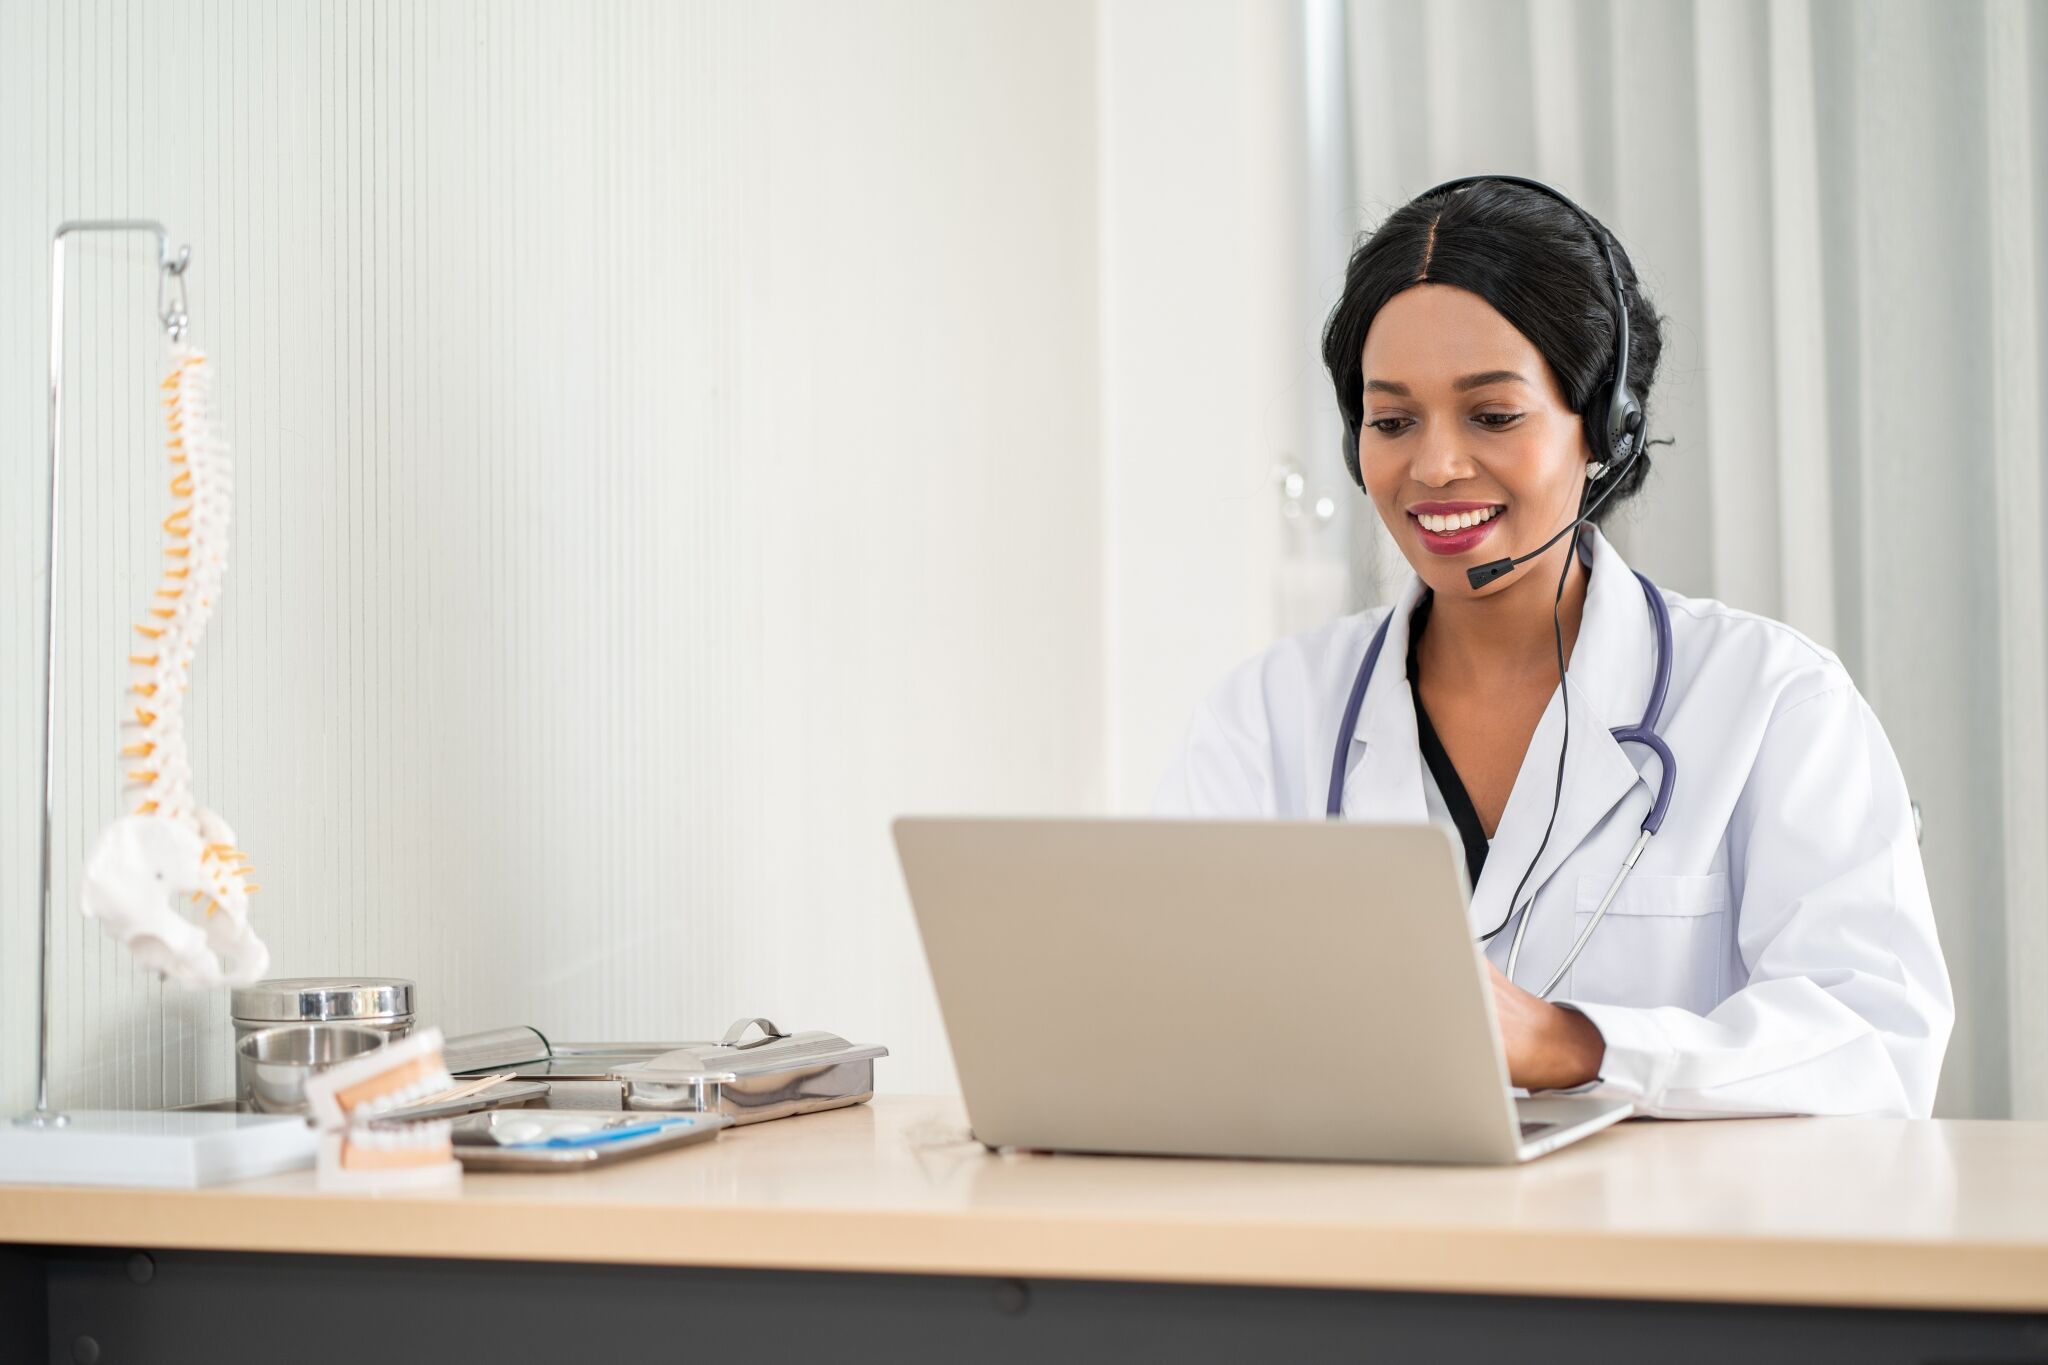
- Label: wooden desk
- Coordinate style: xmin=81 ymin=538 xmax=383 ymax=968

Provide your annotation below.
xmin=6 ymin=1096 xmax=2048 ymax=1363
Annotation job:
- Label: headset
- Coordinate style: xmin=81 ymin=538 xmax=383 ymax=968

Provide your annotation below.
xmin=1337 ymin=174 xmax=1650 ymax=590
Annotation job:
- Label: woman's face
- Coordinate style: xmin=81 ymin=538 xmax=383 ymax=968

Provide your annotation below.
xmin=1355 ymin=283 xmax=1592 ymax=600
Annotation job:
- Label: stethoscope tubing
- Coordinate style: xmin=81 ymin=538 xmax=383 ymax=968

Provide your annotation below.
xmin=1327 ymin=569 xmax=1677 ymax=998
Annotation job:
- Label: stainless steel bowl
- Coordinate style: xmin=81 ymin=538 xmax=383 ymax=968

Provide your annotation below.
xmin=231 ymin=977 xmax=415 ymax=1054
xmin=236 ymin=1023 xmax=388 ymax=1115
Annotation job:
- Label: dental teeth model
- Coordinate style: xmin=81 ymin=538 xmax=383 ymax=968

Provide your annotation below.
xmin=304 ymin=1028 xmax=464 ymax=1191
xmin=78 ymin=347 xmax=269 ymax=988
xmin=305 ymin=1027 xmax=459 ymax=1129
xmin=331 ymin=1119 xmax=456 ymax=1176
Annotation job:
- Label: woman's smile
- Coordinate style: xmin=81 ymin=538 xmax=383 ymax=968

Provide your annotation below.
xmin=1407 ymin=500 xmax=1505 ymax=556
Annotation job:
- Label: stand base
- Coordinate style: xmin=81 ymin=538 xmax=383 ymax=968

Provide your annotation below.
xmin=0 ymin=1109 xmax=315 ymax=1188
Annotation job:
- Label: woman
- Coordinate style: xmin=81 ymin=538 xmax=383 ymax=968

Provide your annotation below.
xmin=1155 ymin=177 xmax=1952 ymax=1119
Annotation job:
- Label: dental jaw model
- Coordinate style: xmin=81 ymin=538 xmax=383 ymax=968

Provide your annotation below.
xmin=304 ymin=1028 xmax=464 ymax=1191
xmin=79 ymin=347 xmax=269 ymax=987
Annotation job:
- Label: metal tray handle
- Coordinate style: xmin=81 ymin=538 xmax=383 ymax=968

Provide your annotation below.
xmin=720 ymin=1017 xmax=789 ymax=1049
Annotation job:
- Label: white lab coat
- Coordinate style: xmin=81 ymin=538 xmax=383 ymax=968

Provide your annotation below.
xmin=1154 ymin=528 xmax=1953 ymax=1119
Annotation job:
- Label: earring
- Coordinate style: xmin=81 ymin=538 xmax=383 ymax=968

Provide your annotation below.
xmin=1586 ymin=461 xmax=1607 ymax=481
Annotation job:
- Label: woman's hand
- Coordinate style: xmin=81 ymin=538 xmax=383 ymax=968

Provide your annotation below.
xmin=1485 ymin=960 xmax=1606 ymax=1091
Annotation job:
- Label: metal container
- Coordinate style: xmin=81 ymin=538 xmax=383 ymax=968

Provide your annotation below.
xmin=231 ymin=978 xmax=415 ymax=1053
xmin=441 ymin=1018 xmax=887 ymax=1123
xmin=443 ymin=1025 xmax=553 ymax=1076
xmin=236 ymin=1023 xmax=388 ymax=1115
xmin=620 ymin=1018 xmax=887 ymax=1126
xmin=444 ymin=1029 xmax=709 ymax=1110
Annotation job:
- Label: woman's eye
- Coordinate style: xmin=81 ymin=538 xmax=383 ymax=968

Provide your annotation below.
xmin=1366 ymin=417 xmax=1411 ymax=436
xmin=1474 ymin=412 xmax=1523 ymax=429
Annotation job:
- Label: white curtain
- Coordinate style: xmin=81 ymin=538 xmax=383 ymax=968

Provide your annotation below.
xmin=1336 ymin=0 xmax=2048 ymax=1118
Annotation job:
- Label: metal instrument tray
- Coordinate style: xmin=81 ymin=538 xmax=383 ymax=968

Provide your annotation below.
xmin=448 ymin=1110 xmax=728 ymax=1171
xmin=384 ymin=1079 xmax=551 ymax=1122
xmin=448 ymin=1017 xmax=888 ymax=1126
xmin=443 ymin=1026 xmax=703 ymax=1080
xmin=172 ymin=1078 xmax=550 ymax=1121
xmin=618 ymin=1017 xmax=888 ymax=1126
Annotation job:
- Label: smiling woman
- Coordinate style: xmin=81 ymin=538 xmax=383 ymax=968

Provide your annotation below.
xmin=1154 ymin=178 xmax=1954 ymax=1120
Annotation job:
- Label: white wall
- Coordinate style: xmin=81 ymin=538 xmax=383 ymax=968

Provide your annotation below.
xmin=1098 ymin=0 xmax=1332 ymax=811
xmin=0 ymin=0 xmax=1102 ymax=1110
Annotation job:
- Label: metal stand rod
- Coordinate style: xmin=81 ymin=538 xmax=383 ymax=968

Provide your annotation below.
xmin=16 ymin=220 xmax=190 ymax=1129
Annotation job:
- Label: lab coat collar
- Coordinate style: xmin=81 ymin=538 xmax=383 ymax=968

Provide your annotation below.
xmin=1345 ymin=529 xmax=1655 ymax=938
xmin=1555 ymin=528 xmax=1659 ymax=737
xmin=1338 ymin=575 xmax=1431 ymax=827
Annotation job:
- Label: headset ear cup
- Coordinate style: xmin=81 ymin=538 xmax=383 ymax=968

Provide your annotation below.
xmin=1586 ymin=384 xmax=1642 ymax=460
xmin=1616 ymin=397 xmax=1644 ymax=463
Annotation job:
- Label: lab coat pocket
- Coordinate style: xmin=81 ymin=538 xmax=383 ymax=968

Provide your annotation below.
xmin=1565 ymin=873 xmax=1730 ymax=1015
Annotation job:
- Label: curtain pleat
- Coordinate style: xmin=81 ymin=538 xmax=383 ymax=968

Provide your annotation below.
xmin=1984 ymin=0 xmax=2048 ymax=1121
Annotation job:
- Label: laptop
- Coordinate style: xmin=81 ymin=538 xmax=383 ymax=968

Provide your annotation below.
xmin=893 ymin=817 xmax=1632 ymax=1165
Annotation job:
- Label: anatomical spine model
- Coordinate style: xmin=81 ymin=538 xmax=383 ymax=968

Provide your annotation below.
xmin=79 ymin=346 xmax=268 ymax=987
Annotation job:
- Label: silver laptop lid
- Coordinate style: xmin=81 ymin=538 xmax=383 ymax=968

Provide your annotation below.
xmin=894 ymin=817 xmax=1524 ymax=1164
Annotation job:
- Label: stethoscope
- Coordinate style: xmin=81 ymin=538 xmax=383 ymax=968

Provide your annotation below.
xmin=1324 ymin=567 xmax=1677 ymax=998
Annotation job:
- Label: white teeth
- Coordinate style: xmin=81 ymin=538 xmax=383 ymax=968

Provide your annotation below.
xmin=355 ymin=1068 xmax=456 ymax=1118
xmin=1416 ymin=507 xmax=1499 ymax=534
xmin=353 ymin=1119 xmax=451 ymax=1151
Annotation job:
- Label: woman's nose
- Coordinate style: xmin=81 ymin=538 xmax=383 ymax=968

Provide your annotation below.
xmin=1409 ymin=422 xmax=1475 ymax=487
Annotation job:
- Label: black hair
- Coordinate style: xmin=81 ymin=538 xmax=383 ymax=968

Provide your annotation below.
xmin=1321 ymin=179 xmax=1666 ymax=524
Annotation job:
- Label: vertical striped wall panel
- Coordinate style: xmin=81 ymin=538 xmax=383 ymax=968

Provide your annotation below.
xmin=1 ymin=0 xmax=1103 ymax=1110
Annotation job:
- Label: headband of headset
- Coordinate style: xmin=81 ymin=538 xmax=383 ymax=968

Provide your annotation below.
xmin=1340 ymin=175 xmax=1644 ymax=488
